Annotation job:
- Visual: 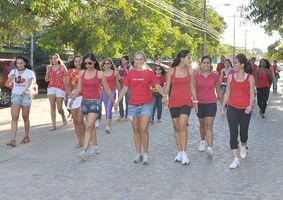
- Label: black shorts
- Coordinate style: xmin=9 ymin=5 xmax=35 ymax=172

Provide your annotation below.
xmin=170 ymin=105 xmax=192 ymax=118
xmin=197 ymin=103 xmax=217 ymax=118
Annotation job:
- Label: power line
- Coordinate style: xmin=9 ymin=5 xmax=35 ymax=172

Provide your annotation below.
xmin=134 ymin=0 xmax=220 ymax=39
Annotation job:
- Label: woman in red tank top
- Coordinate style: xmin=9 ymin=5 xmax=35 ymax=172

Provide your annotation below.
xmin=45 ymin=53 xmax=68 ymax=131
xmin=255 ymin=59 xmax=272 ymax=118
xmin=100 ymin=58 xmax=120 ymax=134
xmin=221 ymin=54 xmax=255 ymax=169
xmin=164 ymin=50 xmax=197 ymax=165
xmin=71 ymin=53 xmax=115 ymax=161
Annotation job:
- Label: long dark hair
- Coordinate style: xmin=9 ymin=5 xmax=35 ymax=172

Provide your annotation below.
xmin=69 ymin=55 xmax=85 ymax=69
xmin=15 ymin=55 xmax=32 ymax=70
xmin=82 ymin=53 xmax=100 ymax=70
xmin=235 ymin=53 xmax=253 ymax=74
xmin=258 ymin=58 xmax=271 ymax=69
xmin=154 ymin=65 xmax=167 ymax=76
xmin=171 ymin=50 xmax=190 ymax=68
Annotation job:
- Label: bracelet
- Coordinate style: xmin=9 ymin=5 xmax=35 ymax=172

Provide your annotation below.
xmin=193 ymin=100 xmax=198 ymax=103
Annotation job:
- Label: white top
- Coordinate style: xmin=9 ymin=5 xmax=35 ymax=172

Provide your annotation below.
xmin=8 ymin=68 xmax=35 ymax=95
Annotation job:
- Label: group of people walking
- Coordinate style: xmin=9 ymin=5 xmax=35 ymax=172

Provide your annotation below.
xmin=5 ymin=50 xmax=280 ymax=169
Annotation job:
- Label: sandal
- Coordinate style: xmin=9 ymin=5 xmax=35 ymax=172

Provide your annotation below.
xmin=75 ymin=143 xmax=83 ymax=149
xmin=7 ymin=140 xmax=16 ymax=147
xmin=49 ymin=126 xmax=56 ymax=131
xmin=63 ymin=120 xmax=67 ymax=126
xmin=20 ymin=136 xmax=30 ymax=144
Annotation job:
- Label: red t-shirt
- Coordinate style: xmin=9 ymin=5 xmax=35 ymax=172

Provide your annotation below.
xmin=216 ymin=62 xmax=225 ymax=75
xmin=194 ymin=71 xmax=219 ymax=104
xmin=228 ymin=73 xmax=250 ymax=109
xmin=256 ymin=68 xmax=270 ymax=88
xmin=67 ymin=69 xmax=79 ymax=91
xmin=118 ymin=65 xmax=131 ymax=86
xmin=123 ymin=69 xmax=159 ymax=105
xmin=152 ymin=75 xmax=166 ymax=93
xmin=168 ymin=68 xmax=193 ymax=108
xmin=221 ymin=68 xmax=234 ymax=85
xmin=81 ymin=70 xmax=101 ymax=99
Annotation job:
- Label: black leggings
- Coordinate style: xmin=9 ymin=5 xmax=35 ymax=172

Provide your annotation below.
xmin=256 ymin=87 xmax=270 ymax=114
xmin=227 ymin=105 xmax=251 ymax=149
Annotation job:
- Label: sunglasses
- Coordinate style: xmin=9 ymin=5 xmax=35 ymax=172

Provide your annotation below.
xmin=104 ymin=62 xmax=111 ymax=65
xmin=84 ymin=62 xmax=93 ymax=65
xmin=15 ymin=76 xmax=21 ymax=83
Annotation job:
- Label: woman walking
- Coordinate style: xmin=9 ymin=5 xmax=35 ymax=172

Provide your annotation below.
xmin=6 ymin=56 xmax=35 ymax=147
xmin=65 ymin=55 xmax=85 ymax=148
xmin=165 ymin=50 xmax=197 ymax=165
xmin=116 ymin=55 xmax=132 ymax=121
xmin=255 ymin=59 xmax=272 ymax=118
xmin=221 ymin=53 xmax=255 ymax=169
xmin=151 ymin=65 xmax=167 ymax=123
xmin=100 ymin=58 xmax=120 ymax=133
xmin=220 ymin=59 xmax=234 ymax=96
xmin=194 ymin=56 xmax=222 ymax=159
xmin=45 ymin=53 xmax=68 ymax=130
xmin=70 ymin=53 xmax=115 ymax=160
xmin=114 ymin=51 xmax=166 ymax=165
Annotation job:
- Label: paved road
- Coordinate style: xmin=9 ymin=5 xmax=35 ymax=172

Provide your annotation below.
xmin=0 ymin=74 xmax=283 ymax=200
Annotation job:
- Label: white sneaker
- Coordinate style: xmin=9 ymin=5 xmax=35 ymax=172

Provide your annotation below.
xmin=88 ymin=145 xmax=100 ymax=156
xmin=239 ymin=143 xmax=247 ymax=159
xmin=205 ymin=147 xmax=213 ymax=159
xmin=229 ymin=157 xmax=240 ymax=169
xmin=79 ymin=151 xmax=90 ymax=161
xmin=181 ymin=151 xmax=190 ymax=165
xmin=133 ymin=153 xmax=143 ymax=163
xmin=105 ymin=126 xmax=111 ymax=134
xmin=142 ymin=153 xmax=149 ymax=165
xmin=175 ymin=151 xmax=182 ymax=162
xmin=198 ymin=140 xmax=206 ymax=152
xmin=95 ymin=120 xmax=100 ymax=128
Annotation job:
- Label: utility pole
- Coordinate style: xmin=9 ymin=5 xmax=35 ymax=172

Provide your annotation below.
xmin=30 ymin=33 xmax=34 ymax=67
xmin=233 ymin=15 xmax=236 ymax=59
xmin=202 ymin=0 xmax=207 ymax=57
xmin=245 ymin=30 xmax=248 ymax=55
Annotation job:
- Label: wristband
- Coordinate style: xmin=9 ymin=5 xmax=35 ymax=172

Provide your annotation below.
xmin=193 ymin=100 xmax=198 ymax=103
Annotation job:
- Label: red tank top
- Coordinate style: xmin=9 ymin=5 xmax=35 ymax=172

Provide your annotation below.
xmin=228 ymin=73 xmax=250 ymax=109
xmin=103 ymin=71 xmax=116 ymax=91
xmin=168 ymin=68 xmax=193 ymax=108
xmin=256 ymin=69 xmax=270 ymax=88
xmin=81 ymin=70 xmax=101 ymax=99
xmin=48 ymin=65 xmax=65 ymax=90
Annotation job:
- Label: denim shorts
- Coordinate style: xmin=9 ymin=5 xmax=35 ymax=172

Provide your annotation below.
xmin=11 ymin=93 xmax=32 ymax=106
xmin=127 ymin=103 xmax=153 ymax=121
xmin=80 ymin=99 xmax=102 ymax=115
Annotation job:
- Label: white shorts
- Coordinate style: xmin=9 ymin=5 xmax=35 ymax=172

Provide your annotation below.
xmin=47 ymin=87 xmax=65 ymax=98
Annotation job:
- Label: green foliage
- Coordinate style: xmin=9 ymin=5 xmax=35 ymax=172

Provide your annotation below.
xmin=1 ymin=0 xmax=227 ymax=60
xmin=243 ymin=0 xmax=283 ymax=36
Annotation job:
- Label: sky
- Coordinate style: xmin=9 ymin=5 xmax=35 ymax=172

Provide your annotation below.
xmin=209 ymin=0 xmax=281 ymax=52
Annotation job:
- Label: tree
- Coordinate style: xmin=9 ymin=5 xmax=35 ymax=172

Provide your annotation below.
xmin=242 ymin=0 xmax=283 ymax=37
xmin=1 ymin=0 xmax=226 ymax=60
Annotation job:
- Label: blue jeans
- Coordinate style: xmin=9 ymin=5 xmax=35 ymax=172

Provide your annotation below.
xmin=119 ymin=86 xmax=130 ymax=118
xmin=221 ymin=84 xmax=226 ymax=96
xmin=151 ymin=93 xmax=163 ymax=120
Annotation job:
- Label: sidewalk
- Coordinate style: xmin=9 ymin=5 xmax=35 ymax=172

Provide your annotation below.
xmin=0 ymin=73 xmax=282 ymax=200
